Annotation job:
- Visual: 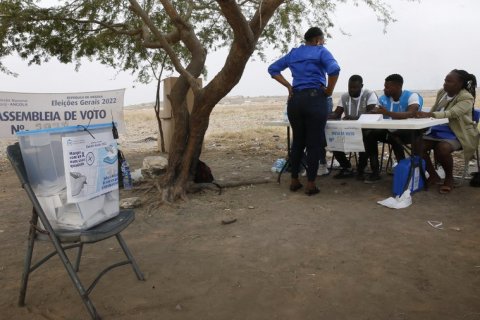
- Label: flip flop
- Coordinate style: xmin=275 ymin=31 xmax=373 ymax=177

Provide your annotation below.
xmin=439 ymin=184 xmax=452 ymax=194
xmin=289 ymin=183 xmax=303 ymax=192
xmin=305 ymin=186 xmax=320 ymax=196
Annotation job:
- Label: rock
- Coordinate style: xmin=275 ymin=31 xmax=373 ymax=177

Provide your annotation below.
xmin=120 ymin=197 xmax=141 ymax=209
xmin=142 ymin=156 xmax=168 ymax=177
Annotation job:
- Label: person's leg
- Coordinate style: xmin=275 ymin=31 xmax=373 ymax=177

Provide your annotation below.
xmin=387 ymin=131 xmax=406 ymax=162
xmin=357 ymin=152 xmax=368 ymax=172
xmin=304 ymin=90 xmax=327 ymax=193
xmin=332 ymin=151 xmax=354 ymax=178
xmin=287 ymin=94 xmax=305 ymax=190
xmin=333 ymin=151 xmax=351 ymax=169
xmin=422 ymin=139 xmax=440 ymax=185
xmin=434 ymin=141 xmax=455 ymax=192
xmin=356 ymin=130 xmax=370 ymax=180
xmin=363 ymin=129 xmax=386 ymax=181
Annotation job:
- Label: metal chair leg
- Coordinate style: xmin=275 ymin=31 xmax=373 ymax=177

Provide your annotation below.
xmin=57 ymin=244 xmax=100 ymax=319
xmin=18 ymin=209 xmax=38 ymax=307
xmin=115 ymin=234 xmax=144 ymax=281
xmin=75 ymin=243 xmax=84 ymax=272
xmin=329 ymin=153 xmax=335 ymax=170
xmin=379 ymin=142 xmax=386 ymax=173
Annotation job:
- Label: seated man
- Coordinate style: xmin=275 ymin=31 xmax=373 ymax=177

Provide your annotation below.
xmin=328 ymin=74 xmax=378 ymax=179
xmin=363 ymin=73 xmax=423 ymax=183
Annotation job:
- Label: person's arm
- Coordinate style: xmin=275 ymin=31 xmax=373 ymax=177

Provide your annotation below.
xmin=320 ymin=47 xmax=340 ymax=96
xmin=377 ymin=104 xmax=419 ymax=119
xmin=328 ymin=106 xmax=344 ymax=120
xmin=365 ymin=103 xmax=377 ymax=113
xmin=417 ymin=95 xmax=474 ymax=119
xmin=365 ymin=92 xmax=379 ymax=113
xmin=268 ymin=55 xmax=292 ymax=98
xmin=432 ymin=95 xmax=473 ymax=119
xmin=272 ymin=74 xmax=293 ymax=99
xmin=324 ymin=75 xmax=338 ymax=97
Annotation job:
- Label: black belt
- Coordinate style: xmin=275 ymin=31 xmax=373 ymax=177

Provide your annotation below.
xmin=293 ymin=88 xmax=323 ymax=96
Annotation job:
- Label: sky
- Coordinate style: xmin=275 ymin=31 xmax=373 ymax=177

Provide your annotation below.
xmin=0 ymin=0 xmax=478 ymax=106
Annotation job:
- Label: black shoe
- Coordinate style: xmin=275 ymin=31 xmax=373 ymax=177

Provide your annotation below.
xmin=333 ymin=168 xmax=354 ymax=179
xmin=289 ymin=183 xmax=303 ymax=192
xmin=364 ymin=173 xmax=381 ymax=184
xmin=305 ymin=186 xmax=320 ymax=196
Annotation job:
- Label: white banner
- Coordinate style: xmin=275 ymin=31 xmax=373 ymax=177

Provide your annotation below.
xmin=62 ymin=131 xmax=118 ymax=203
xmin=325 ymin=123 xmax=365 ymax=152
xmin=0 ymin=89 xmax=125 ymax=137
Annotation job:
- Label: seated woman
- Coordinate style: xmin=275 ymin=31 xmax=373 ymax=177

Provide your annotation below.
xmin=416 ymin=69 xmax=479 ymax=193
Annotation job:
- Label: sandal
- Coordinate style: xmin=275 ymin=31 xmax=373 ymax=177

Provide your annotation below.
xmin=305 ymin=186 xmax=320 ymax=196
xmin=289 ymin=183 xmax=303 ymax=192
xmin=439 ymin=184 xmax=452 ymax=194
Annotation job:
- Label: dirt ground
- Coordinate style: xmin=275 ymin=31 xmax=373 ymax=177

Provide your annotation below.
xmin=1 ymin=99 xmax=480 ymax=320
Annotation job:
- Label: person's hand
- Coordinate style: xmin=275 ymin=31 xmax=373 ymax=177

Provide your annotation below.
xmin=323 ymin=87 xmax=333 ymax=97
xmin=342 ymin=115 xmax=355 ymax=121
xmin=416 ymin=111 xmax=433 ymax=118
xmin=377 ymin=106 xmax=388 ymax=115
xmin=287 ymin=86 xmax=293 ymax=100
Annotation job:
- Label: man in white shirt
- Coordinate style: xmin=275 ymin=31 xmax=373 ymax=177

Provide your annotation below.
xmin=328 ymin=75 xmax=378 ymax=179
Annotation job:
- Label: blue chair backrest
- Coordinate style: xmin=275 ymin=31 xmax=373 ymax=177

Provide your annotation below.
xmin=473 ymin=108 xmax=480 ymax=123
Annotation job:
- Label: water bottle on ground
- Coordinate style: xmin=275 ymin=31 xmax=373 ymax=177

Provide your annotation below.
xmin=121 ymin=159 xmax=133 ymax=190
xmin=271 ymin=158 xmax=286 ymax=173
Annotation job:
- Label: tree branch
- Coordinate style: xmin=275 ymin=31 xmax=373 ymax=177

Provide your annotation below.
xmin=128 ymin=0 xmax=201 ymax=94
xmin=249 ymin=0 xmax=284 ymax=38
xmin=216 ymin=0 xmax=255 ymax=48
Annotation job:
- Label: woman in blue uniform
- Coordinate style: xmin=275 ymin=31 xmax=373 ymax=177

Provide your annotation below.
xmin=268 ymin=27 xmax=340 ymax=195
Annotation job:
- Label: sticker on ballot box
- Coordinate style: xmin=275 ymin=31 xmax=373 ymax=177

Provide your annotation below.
xmin=325 ymin=123 xmax=365 ymax=152
xmin=62 ymin=131 xmax=118 ymax=203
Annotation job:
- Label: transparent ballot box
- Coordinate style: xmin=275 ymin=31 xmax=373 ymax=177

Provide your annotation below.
xmin=16 ymin=123 xmax=119 ymax=230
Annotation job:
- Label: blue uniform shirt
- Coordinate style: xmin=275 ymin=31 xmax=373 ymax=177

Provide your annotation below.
xmin=268 ymin=45 xmax=340 ymax=90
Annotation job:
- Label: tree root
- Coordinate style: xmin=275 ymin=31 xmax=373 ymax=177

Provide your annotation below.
xmin=187 ymin=178 xmax=271 ymax=194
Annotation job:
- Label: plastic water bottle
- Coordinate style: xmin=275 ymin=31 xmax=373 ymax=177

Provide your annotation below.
xmin=121 ymin=159 xmax=132 ymax=190
xmin=271 ymin=158 xmax=286 ymax=173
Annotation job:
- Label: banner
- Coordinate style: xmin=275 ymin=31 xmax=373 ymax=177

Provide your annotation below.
xmin=0 ymin=89 xmax=125 ymax=137
xmin=62 ymin=131 xmax=118 ymax=203
xmin=325 ymin=123 xmax=365 ymax=152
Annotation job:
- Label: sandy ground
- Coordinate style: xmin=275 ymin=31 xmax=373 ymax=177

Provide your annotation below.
xmin=1 ymin=96 xmax=480 ymax=320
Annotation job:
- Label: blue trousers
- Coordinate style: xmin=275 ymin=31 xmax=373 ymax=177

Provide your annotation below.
xmin=287 ymin=88 xmax=328 ymax=181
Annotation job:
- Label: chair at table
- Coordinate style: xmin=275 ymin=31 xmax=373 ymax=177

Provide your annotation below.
xmin=7 ymin=143 xmax=145 ymax=320
xmin=458 ymin=108 xmax=480 ymax=178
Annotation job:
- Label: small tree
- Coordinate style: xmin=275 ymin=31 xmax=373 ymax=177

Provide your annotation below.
xmin=0 ymin=0 xmax=394 ymax=201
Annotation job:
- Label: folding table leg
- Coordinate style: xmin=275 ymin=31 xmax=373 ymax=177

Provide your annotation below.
xmin=116 ymin=234 xmax=145 ymax=281
xmin=18 ymin=209 xmax=38 ymax=306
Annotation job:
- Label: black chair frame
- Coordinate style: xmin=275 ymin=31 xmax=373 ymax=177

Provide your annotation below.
xmin=7 ymin=143 xmax=145 ymax=320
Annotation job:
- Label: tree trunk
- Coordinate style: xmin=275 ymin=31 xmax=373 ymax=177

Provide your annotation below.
xmin=159 ymin=1 xmax=284 ymax=202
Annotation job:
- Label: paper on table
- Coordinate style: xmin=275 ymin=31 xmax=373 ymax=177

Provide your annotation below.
xmin=357 ymin=114 xmax=383 ymax=122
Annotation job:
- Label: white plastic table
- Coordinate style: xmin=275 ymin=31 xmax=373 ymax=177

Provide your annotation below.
xmin=266 ymin=118 xmax=449 ymax=185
